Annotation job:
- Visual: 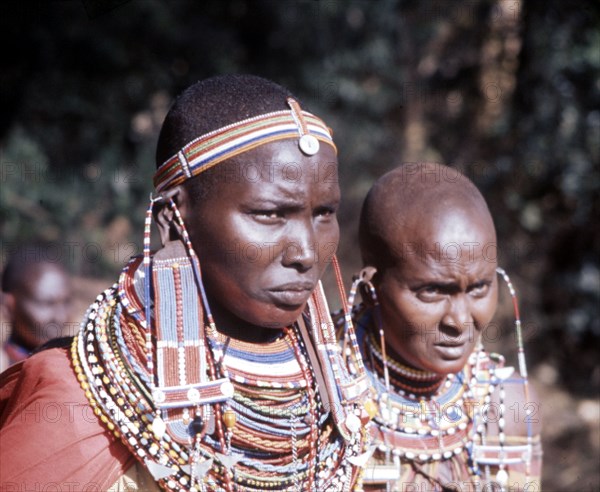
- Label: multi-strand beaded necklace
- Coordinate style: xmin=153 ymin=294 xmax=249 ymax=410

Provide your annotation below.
xmin=345 ymin=268 xmax=537 ymax=491
xmin=354 ymin=308 xmax=518 ymax=489
xmin=360 ymin=314 xmax=492 ymax=461
xmin=72 ymin=245 xmax=371 ymax=491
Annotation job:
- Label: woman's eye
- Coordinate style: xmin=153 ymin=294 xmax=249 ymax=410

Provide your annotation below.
xmin=469 ymin=283 xmax=490 ymax=297
xmin=417 ymin=286 xmax=443 ymax=301
xmin=315 ymin=207 xmax=336 ymax=219
xmin=252 ymin=210 xmax=283 ymax=222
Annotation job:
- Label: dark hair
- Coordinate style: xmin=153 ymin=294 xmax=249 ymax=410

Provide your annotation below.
xmin=156 ymin=74 xmax=297 ymax=203
xmin=2 ymin=242 xmax=68 ymax=293
xmin=156 ymin=74 xmax=295 ymax=166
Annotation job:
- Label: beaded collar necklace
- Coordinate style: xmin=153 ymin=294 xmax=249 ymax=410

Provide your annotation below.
xmin=349 ymin=299 xmax=484 ymax=455
xmin=73 ymin=257 xmax=371 ymax=491
xmin=365 ymin=330 xmax=445 ymax=396
xmin=346 ymin=267 xmax=536 ymax=489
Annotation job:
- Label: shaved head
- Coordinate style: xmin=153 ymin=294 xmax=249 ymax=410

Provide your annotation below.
xmin=359 ymin=163 xmax=496 ymax=276
xmin=359 ymin=163 xmax=499 ymax=374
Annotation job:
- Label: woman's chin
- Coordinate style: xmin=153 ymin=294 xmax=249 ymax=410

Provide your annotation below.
xmin=265 ymin=307 xmax=306 ymax=329
xmin=428 ymin=358 xmax=467 ymax=376
xmin=238 ymin=303 xmax=306 ymax=331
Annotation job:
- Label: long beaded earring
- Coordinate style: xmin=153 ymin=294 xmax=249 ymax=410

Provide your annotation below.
xmin=346 ymin=267 xmax=389 ymax=394
xmin=166 ymin=198 xmax=239 ymax=489
xmin=344 ymin=266 xmax=384 ymax=422
xmin=495 ymin=268 xmax=530 ymax=403
xmin=332 ymin=257 xmax=369 ymax=382
xmin=495 ymin=267 xmax=534 ymax=485
xmin=143 ymin=194 xmax=237 ymax=489
xmin=143 ymin=195 xmax=162 ymax=439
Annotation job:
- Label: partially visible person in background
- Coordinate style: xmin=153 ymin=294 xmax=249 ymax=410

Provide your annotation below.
xmin=0 ymin=244 xmax=72 ymax=372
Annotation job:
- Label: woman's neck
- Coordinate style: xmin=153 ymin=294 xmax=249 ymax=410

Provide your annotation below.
xmin=367 ymin=329 xmax=447 ymax=398
xmin=208 ymin=301 xmax=286 ymax=344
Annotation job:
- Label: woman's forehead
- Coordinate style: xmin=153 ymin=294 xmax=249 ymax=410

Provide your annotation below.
xmin=386 ymin=207 xmax=497 ymax=266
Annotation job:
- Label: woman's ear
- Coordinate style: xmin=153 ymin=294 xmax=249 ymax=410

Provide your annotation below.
xmin=154 ymin=186 xmax=190 ymax=246
xmin=2 ymin=292 xmax=15 ymax=318
xmin=358 ymin=266 xmax=379 ymax=307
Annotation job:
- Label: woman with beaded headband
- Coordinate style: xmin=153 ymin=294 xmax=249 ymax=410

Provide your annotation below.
xmin=0 ymin=75 xmax=372 ymax=491
xmin=342 ymin=163 xmax=542 ymax=491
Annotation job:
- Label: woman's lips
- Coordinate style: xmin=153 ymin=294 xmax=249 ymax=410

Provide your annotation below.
xmin=433 ymin=342 xmax=467 ymax=360
xmin=268 ymin=282 xmax=315 ymax=307
xmin=269 ymin=282 xmax=315 ymax=307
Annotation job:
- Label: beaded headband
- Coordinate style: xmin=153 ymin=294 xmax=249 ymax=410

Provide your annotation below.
xmin=154 ymin=97 xmax=336 ymax=192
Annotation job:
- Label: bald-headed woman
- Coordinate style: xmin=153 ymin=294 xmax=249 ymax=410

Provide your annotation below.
xmin=350 ymin=163 xmax=542 ymax=491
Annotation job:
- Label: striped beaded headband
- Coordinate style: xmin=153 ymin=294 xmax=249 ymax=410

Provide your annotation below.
xmin=154 ymin=97 xmax=336 ymax=192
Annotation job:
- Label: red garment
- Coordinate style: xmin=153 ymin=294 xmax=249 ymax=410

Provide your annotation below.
xmin=0 ymin=347 xmax=134 ymax=491
xmin=2 ymin=340 xmax=30 ymax=369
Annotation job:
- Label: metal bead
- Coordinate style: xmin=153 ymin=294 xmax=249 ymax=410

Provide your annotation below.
xmin=364 ymin=399 xmax=378 ymax=420
xmin=223 ymin=409 xmax=236 ymax=429
xmin=299 ymin=134 xmax=320 ymax=155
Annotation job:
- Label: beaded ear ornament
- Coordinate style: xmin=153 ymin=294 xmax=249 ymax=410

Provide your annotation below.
xmin=476 ymin=267 xmax=535 ymax=488
xmin=143 ymin=196 xmax=236 ymax=462
xmin=72 ymin=195 xmax=239 ymax=490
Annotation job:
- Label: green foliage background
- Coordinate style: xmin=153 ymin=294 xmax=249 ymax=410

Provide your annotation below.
xmin=0 ymin=1 xmax=598 ymax=489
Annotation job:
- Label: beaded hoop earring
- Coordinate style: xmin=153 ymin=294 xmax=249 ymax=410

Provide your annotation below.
xmin=345 ymin=265 xmax=536 ymax=490
xmin=495 ymin=267 xmax=534 ymax=484
xmin=345 ymin=267 xmax=389 ymax=394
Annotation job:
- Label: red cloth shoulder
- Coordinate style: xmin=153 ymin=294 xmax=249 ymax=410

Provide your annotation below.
xmin=0 ymin=346 xmax=134 ymax=490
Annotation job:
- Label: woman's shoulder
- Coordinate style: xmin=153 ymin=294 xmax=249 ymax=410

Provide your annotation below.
xmin=26 ymin=339 xmax=74 ymax=371
xmin=0 ymin=343 xmax=84 ymax=424
xmin=0 ymin=340 xmax=133 ymax=487
xmin=3 ymin=341 xmax=77 ymax=387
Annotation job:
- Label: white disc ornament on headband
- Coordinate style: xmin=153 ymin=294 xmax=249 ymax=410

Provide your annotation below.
xmin=299 ymin=134 xmax=320 ymax=155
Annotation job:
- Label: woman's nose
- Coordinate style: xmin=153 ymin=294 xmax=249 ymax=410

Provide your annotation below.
xmin=281 ymin=220 xmax=316 ymax=271
xmin=441 ymin=295 xmax=474 ymax=337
